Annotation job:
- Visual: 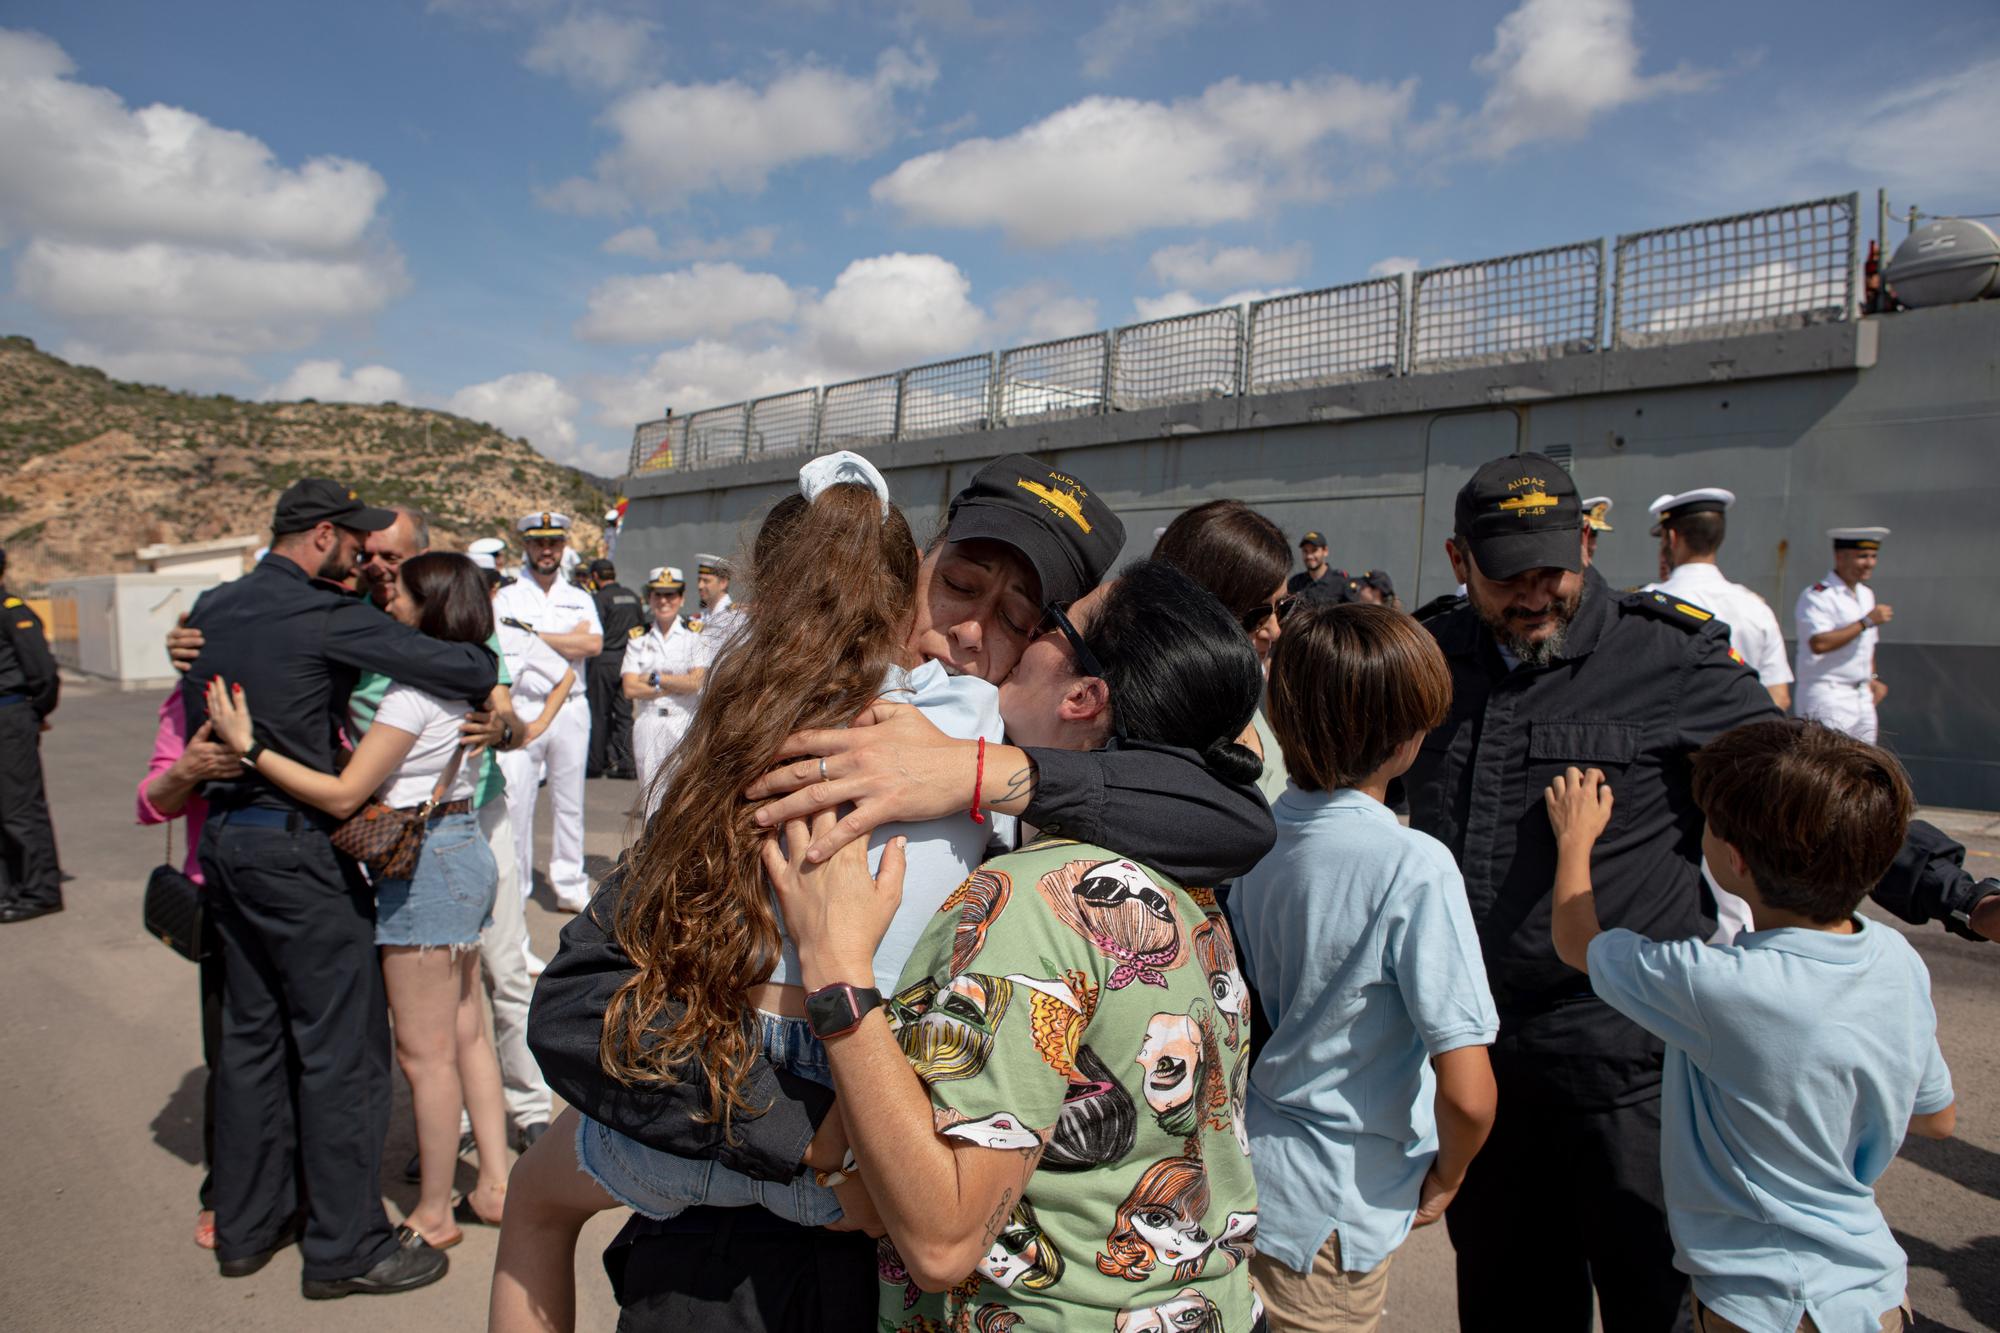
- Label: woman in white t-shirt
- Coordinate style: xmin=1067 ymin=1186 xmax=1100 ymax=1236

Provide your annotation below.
xmin=206 ymin=552 xmax=510 ymax=1247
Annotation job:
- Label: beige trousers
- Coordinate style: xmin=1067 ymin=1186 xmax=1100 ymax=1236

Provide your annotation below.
xmin=1249 ymin=1230 xmax=1394 ymax=1333
xmin=1691 ymin=1292 xmax=1911 ymax=1332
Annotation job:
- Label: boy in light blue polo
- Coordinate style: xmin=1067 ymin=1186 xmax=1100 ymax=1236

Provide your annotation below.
xmin=1547 ymin=720 xmax=1955 ymax=1333
xmin=1231 ymin=603 xmax=1498 ymax=1331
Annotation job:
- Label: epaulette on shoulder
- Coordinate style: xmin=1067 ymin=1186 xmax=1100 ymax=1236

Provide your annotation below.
xmin=626 ymin=624 xmax=646 ymax=640
xmin=1622 ymin=589 xmax=1714 ymax=632
xmin=2 ymin=596 xmax=21 ymax=608
xmin=1413 ymin=593 xmax=1466 ymax=623
xmin=500 ymin=616 xmax=533 ymax=632
xmin=683 ymin=616 xmax=704 ymax=633
xmin=1811 ymin=582 xmax=1827 ymax=592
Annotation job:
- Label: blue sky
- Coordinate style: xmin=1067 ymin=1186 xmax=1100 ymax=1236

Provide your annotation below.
xmin=2 ymin=0 xmax=1996 ymax=475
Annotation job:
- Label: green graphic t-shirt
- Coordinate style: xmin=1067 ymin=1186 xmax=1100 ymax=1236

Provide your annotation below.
xmin=878 ymin=838 xmax=1259 ymax=1333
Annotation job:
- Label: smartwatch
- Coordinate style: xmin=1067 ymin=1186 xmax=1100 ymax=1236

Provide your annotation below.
xmin=241 ymin=739 xmax=267 ymax=769
xmin=649 ymin=670 xmax=660 ymax=691
xmin=805 ymin=982 xmax=883 ymax=1040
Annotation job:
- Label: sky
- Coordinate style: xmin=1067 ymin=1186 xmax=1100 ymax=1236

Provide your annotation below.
xmin=2 ymin=0 xmax=1996 ymax=477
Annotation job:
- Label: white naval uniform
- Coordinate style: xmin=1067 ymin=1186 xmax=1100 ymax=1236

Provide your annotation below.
xmin=1644 ymin=563 xmax=1794 ymax=691
xmin=494 ymin=575 xmax=602 ymax=908
xmin=1794 ymin=570 xmax=1880 ymax=743
xmin=623 ymin=616 xmax=709 ymax=814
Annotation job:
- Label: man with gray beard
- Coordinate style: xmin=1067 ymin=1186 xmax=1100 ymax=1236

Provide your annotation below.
xmin=1406 ymin=452 xmax=1777 ymax=1332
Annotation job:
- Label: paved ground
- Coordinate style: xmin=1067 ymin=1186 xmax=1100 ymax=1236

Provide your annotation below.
xmin=3 ymin=680 xmax=1995 ymax=1330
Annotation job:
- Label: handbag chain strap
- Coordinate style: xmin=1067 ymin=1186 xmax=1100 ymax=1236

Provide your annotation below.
xmin=412 ymin=743 xmax=468 ymax=821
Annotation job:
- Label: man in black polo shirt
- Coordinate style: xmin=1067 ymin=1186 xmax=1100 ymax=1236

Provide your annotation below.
xmin=182 ymin=478 xmax=497 ymax=1300
xmin=584 ymin=558 xmax=644 ymax=779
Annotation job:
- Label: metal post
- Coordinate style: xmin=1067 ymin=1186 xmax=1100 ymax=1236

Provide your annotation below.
xmin=1395 ymin=272 xmax=1411 ymax=376
xmin=1102 ymin=330 xmax=1118 ymax=414
xmin=1590 ymin=237 xmax=1607 ymax=351
xmin=1403 ymin=272 xmax=1421 ymax=374
xmin=1236 ymin=302 xmax=1254 ymax=397
xmin=1843 ymin=191 xmax=1860 ymax=321
xmin=986 ymin=354 xmax=1003 ymax=429
xmin=1608 ymin=239 xmax=1626 ymax=351
xmin=738 ymin=403 xmax=752 ymax=461
xmin=892 ymin=370 xmax=910 ymax=442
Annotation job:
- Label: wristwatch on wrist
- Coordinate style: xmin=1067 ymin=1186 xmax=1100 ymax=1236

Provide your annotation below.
xmin=241 ymin=739 xmax=267 ymax=768
xmin=649 ymin=670 xmax=660 ymax=691
xmin=805 ymin=981 xmax=883 ymax=1040
xmin=500 ymin=719 xmax=516 ymax=749
xmin=1948 ymin=879 xmax=2000 ymax=940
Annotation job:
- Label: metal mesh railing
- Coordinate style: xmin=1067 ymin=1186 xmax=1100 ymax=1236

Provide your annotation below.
xmin=1112 ymin=307 xmax=1242 ymax=409
xmin=1247 ymin=278 xmax=1404 ymax=391
xmin=900 ymin=355 xmax=994 ymax=440
xmin=1409 ymin=241 xmax=1604 ymax=369
xmin=747 ymin=388 xmax=818 ymax=457
xmin=628 ymin=416 xmax=681 ymax=473
xmin=679 ymin=403 xmax=749 ymax=469
xmin=819 ymin=373 xmax=901 ymax=447
xmin=997 ymin=333 xmax=1109 ymax=423
xmin=1613 ymin=194 xmax=1858 ymax=347
xmin=622 ymin=194 xmax=1870 ymax=477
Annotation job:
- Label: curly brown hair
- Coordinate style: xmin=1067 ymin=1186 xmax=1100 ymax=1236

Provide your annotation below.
xmin=599 ymin=483 xmax=919 ymax=1126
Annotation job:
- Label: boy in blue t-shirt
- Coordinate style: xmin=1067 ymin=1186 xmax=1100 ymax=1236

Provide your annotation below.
xmin=1544 ymin=719 xmax=1955 ymax=1333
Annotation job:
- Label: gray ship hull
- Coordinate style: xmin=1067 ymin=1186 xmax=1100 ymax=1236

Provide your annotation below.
xmin=618 ymin=301 xmax=2000 ymax=809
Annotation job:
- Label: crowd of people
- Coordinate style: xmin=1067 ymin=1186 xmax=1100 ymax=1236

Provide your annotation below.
xmin=26 ymin=442 xmax=1994 ymax=1329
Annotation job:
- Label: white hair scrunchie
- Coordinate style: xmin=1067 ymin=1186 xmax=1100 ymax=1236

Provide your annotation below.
xmin=797 ymin=450 xmax=891 ymax=516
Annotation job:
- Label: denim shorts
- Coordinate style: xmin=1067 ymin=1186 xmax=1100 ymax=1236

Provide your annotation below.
xmin=576 ymin=1010 xmax=842 ymax=1226
xmin=373 ymin=810 xmax=495 ymax=949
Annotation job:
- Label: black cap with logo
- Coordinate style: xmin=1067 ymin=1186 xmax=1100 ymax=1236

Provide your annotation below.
xmin=947 ymin=454 xmax=1126 ymax=609
xmin=587 ymin=558 xmax=617 ymax=579
xmin=1453 ymin=453 xmax=1583 ymax=581
xmin=272 ymin=478 xmax=397 ymax=536
xmin=1299 ymin=530 xmax=1327 ymax=549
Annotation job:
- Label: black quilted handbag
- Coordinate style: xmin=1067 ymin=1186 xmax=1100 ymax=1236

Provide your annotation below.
xmin=143 ymin=821 xmax=206 ymax=963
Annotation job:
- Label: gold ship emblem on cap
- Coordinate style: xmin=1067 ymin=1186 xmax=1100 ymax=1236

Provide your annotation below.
xmin=1016 ymin=478 xmax=1092 ymax=534
xmin=1498 ymin=490 xmax=1559 ymax=514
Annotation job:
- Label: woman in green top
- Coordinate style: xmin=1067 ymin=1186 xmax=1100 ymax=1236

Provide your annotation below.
xmin=765 ymin=561 xmax=1269 ymax=1332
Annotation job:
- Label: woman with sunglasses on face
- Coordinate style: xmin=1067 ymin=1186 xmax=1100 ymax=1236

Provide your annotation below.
xmin=765 ymin=559 xmax=1268 ymax=1332
xmin=1151 ymin=500 xmax=1296 ymax=804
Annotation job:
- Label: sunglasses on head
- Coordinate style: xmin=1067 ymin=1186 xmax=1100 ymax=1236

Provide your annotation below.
xmin=1042 ymin=600 xmax=1125 ymax=742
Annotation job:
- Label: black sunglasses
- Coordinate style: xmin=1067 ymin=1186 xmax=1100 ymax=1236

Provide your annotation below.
xmin=1043 ymin=601 xmax=1124 ymax=741
xmin=1239 ymin=594 xmax=1299 ymax=635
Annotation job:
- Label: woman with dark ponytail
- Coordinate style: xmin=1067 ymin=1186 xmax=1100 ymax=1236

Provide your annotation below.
xmin=765 ymin=560 xmax=1267 ymax=1331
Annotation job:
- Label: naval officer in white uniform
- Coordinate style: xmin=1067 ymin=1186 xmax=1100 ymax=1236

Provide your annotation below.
xmin=621 ymin=566 xmax=708 ymax=815
xmin=1794 ymin=527 xmax=1892 ymax=744
xmin=1644 ymin=488 xmax=1793 ymax=709
xmin=1580 ymin=495 xmax=1613 ymax=564
xmin=494 ymin=511 xmax=602 ymax=911
xmin=692 ymin=552 xmax=748 ymax=646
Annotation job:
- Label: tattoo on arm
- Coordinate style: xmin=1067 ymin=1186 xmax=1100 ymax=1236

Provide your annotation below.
xmin=980 ymin=1190 xmax=1015 ymax=1248
xmin=998 ymin=764 xmax=1034 ymax=806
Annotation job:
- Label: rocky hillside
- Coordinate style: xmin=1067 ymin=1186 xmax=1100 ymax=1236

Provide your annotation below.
xmin=0 ymin=336 xmax=611 ymax=590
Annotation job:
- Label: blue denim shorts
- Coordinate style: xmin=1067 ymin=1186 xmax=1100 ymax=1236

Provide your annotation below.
xmin=373 ymin=810 xmax=495 ymax=949
xmin=576 ymin=1011 xmax=842 ymax=1226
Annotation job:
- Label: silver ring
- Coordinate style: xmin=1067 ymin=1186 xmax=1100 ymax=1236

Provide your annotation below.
xmin=818 ymin=757 xmax=829 ymax=783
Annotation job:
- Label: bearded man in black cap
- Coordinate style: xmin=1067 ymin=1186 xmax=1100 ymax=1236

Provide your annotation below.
xmin=181 ymin=478 xmax=497 ymax=1300
xmin=583 ymin=558 xmax=643 ymax=779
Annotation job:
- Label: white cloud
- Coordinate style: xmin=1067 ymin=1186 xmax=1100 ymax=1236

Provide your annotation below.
xmin=522 ymin=11 xmax=660 ymax=91
xmin=1131 ymin=286 xmax=1292 ymax=322
xmin=1149 ymin=240 xmax=1309 ymax=293
xmin=546 ymin=46 xmax=938 ymax=213
xmin=588 ymin=340 xmax=836 ymax=427
xmin=1469 ymin=0 xmax=1712 ymax=158
xmin=871 ymin=73 xmax=1414 ymax=245
xmin=1367 ymin=255 xmax=1423 ymax=278
xmin=0 ymin=29 xmax=404 ymax=388
xmin=990 ymin=281 xmax=1099 ymax=343
xmin=574 ymin=261 xmax=800 ymax=343
xmin=803 ymin=252 xmax=986 ymax=370
xmin=262 ymin=359 xmax=410 ymax=404
xmin=1079 ymin=0 xmax=1244 ymax=80
xmin=601 ymin=225 xmax=663 ymax=259
xmin=449 ymin=371 xmax=586 ymax=464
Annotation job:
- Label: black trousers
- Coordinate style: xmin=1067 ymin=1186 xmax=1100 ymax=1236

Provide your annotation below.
xmin=1446 ymin=1058 xmax=1690 ymax=1333
xmin=0 ymin=704 xmax=61 ymax=908
xmin=199 ymin=906 xmax=225 ymax=1211
xmin=587 ymin=652 xmax=633 ymax=776
xmin=200 ymin=816 xmax=398 ymax=1281
xmin=606 ymin=1210 xmax=879 ymax=1333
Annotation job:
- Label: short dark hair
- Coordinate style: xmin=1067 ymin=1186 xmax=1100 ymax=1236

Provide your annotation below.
xmin=397 ymin=552 xmax=495 ymax=646
xmin=1150 ymin=500 xmax=1290 ymax=626
xmin=1692 ymin=719 xmax=1911 ymax=923
xmin=1085 ymin=560 xmax=1265 ymax=784
xmin=1267 ymin=602 xmax=1452 ymax=791
xmin=1666 ymin=511 xmax=1725 ymax=558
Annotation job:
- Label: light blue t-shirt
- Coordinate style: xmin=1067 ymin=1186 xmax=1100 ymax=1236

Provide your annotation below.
xmin=1231 ymin=786 xmax=1498 ymax=1274
xmin=1588 ymin=918 xmax=1953 ymax=1333
xmin=766 ymin=660 xmax=1013 ymax=994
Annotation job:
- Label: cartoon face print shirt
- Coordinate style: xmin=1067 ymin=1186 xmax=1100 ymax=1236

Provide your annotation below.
xmin=877 ymin=838 xmax=1260 ymax=1333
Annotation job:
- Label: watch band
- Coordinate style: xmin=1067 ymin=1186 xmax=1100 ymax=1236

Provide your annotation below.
xmin=241 ymin=739 xmax=267 ymax=768
xmin=804 ymin=981 xmax=883 ymax=1040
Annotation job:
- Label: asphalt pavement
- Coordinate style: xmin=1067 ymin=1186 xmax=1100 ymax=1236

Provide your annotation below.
xmin=2 ymin=680 xmax=1994 ymax=1331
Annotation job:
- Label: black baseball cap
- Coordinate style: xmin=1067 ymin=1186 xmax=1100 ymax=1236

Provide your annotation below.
xmin=946 ymin=454 xmax=1125 ymax=609
xmin=1362 ymin=568 xmax=1396 ymax=597
xmin=1299 ymin=530 xmax=1327 ymax=549
xmin=588 ymin=558 xmax=617 ymax=579
xmin=272 ymin=477 xmax=397 ymax=536
xmin=1453 ymin=453 xmax=1582 ymax=581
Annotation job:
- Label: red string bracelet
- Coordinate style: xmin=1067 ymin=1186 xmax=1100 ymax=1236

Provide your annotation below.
xmin=970 ymin=736 xmax=987 ymax=824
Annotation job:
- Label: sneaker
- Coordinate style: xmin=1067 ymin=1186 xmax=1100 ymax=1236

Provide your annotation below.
xmin=300 ymin=1226 xmax=448 ymax=1300
xmin=402 ymin=1131 xmax=475 ymax=1185
xmin=552 ymin=892 xmax=590 ymax=915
